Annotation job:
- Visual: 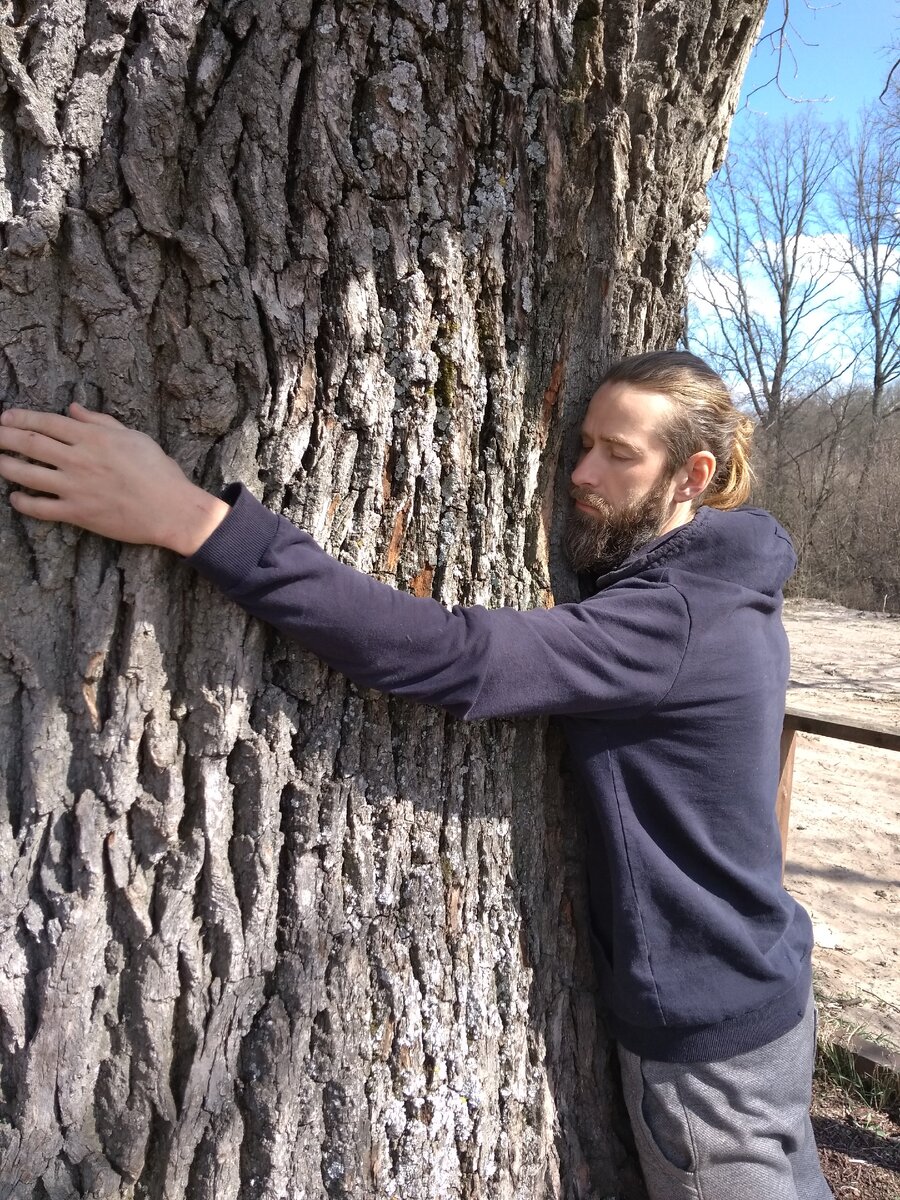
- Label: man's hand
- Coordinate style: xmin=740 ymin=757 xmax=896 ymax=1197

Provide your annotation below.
xmin=0 ymin=403 xmax=231 ymax=556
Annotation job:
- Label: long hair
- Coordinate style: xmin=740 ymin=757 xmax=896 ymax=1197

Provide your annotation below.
xmin=597 ymin=350 xmax=754 ymax=510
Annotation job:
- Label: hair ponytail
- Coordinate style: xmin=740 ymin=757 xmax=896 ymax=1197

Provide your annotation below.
xmin=703 ymin=413 xmax=755 ymax=510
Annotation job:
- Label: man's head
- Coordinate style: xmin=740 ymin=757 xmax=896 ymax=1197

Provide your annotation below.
xmin=566 ymin=350 xmax=754 ymax=575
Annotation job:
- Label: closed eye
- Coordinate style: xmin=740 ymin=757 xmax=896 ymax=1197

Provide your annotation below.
xmin=580 ymin=438 xmax=639 ymax=462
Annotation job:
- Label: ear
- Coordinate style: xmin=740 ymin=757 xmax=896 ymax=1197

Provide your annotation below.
xmin=671 ymin=451 xmax=716 ymax=504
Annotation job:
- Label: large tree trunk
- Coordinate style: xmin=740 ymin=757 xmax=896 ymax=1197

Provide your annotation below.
xmin=0 ymin=3 xmax=764 ymax=1196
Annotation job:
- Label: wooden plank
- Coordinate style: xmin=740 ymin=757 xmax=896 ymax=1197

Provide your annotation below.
xmin=783 ymin=704 xmax=900 ymax=753
xmin=777 ymin=726 xmax=797 ymax=878
xmin=778 ymin=704 xmax=899 ymax=876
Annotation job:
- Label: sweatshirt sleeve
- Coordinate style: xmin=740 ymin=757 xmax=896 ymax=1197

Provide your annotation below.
xmin=186 ymin=483 xmax=691 ymax=721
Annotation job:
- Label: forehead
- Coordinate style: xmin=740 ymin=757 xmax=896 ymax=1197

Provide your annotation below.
xmin=581 ymin=381 xmax=673 ymax=451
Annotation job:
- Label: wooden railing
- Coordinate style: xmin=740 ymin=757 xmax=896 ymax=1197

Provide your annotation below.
xmin=778 ymin=704 xmax=900 ymax=872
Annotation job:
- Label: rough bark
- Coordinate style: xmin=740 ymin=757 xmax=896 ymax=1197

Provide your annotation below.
xmin=0 ymin=2 xmax=764 ymax=1197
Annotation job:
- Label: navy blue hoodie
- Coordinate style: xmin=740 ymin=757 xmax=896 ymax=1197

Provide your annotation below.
xmin=188 ymin=485 xmax=813 ymax=1063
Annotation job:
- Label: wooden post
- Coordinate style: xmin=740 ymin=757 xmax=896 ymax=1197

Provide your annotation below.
xmin=777 ymin=706 xmax=900 ymax=882
xmin=777 ymin=726 xmax=797 ymax=878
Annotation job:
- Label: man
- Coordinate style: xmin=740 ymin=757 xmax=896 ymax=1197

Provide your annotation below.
xmin=0 ymin=350 xmax=832 ymax=1199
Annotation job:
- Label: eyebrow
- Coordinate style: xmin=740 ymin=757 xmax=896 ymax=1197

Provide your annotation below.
xmin=581 ymin=432 xmax=644 ymax=457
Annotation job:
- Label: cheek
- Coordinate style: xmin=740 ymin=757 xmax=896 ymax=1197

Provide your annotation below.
xmin=620 ymin=467 xmax=665 ymax=505
xmin=633 ymin=458 xmax=669 ymax=490
xmin=611 ymin=461 xmax=647 ymax=489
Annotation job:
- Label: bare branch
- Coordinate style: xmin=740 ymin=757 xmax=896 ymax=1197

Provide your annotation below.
xmin=741 ymin=0 xmax=837 ymax=110
xmin=879 ymin=56 xmax=900 ymax=102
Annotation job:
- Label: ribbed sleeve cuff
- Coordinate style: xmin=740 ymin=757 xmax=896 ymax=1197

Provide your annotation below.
xmin=185 ymin=482 xmax=280 ymax=593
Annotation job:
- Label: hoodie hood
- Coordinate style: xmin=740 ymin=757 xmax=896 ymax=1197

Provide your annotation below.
xmin=594 ymin=505 xmax=797 ymax=599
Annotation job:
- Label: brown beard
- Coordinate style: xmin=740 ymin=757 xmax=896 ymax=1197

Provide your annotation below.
xmin=564 ymin=476 xmax=674 ymax=576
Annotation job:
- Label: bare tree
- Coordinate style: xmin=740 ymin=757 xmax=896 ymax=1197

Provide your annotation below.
xmin=779 ymin=396 xmax=900 ymax=611
xmin=0 ymin=2 xmax=766 ymax=1197
xmin=760 ymin=386 xmax=860 ymax=581
xmin=684 ymin=47 xmax=900 ymax=615
xmin=690 ymin=116 xmax=844 ymax=447
xmin=831 ymin=108 xmax=900 ymax=416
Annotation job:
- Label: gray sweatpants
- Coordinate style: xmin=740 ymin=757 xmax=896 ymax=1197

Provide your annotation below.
xmin=617 ymin=987 xmax=834 ymax=1199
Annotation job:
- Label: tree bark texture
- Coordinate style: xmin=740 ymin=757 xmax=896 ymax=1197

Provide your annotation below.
xmin=0 ymin=2 xmax=764 ymax=1197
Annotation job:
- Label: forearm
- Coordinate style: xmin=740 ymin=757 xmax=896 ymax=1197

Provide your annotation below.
xmin=187 ymin=485 xmax=691 ymax=721
xmin=188 ymin=484 xmax=489 ymax=718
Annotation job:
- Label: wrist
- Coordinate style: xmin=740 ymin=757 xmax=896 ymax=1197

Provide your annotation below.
xmin=163 ymin=483 xmax=231 ymax=556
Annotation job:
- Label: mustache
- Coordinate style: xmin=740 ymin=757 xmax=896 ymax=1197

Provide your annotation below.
xmin=569 ymin=486 xmax=610 ymax=514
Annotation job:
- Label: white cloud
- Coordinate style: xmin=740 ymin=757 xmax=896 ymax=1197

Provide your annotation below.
xmin=687 ymin=225 xmax=899 ymax=388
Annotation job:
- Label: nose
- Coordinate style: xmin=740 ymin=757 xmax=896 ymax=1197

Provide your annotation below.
xmin=570 ymin=448 xmax=600 ymax=492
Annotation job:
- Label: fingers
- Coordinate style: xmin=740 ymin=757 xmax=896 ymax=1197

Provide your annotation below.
xmin=0 ymin=408 xmax=83 ymax=445
xmin=0 ymin=403 xmax=124 ymax=441
xmin=68 ymin=403 xmax=123 ymax=428
xmin=8 ymin=491 xmax=69 ymax=522
xmin=0 ymin=455 xmax=64 ymax=496
xmin=0 ymin=425 xmax=73 ymax=468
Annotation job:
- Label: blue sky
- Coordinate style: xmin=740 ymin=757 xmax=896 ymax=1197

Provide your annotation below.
xmin=733 ymin=0 xmax=899 ymax=131
xmin=688 ymin=2 xmax=900 ymax=390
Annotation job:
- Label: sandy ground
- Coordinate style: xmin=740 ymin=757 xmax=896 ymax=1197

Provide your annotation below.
xmin=782 ymin=599 xmax=900 ymax=1048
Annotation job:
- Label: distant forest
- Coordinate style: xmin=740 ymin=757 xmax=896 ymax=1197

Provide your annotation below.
xmin=689 ymin=98 xmax=900 ymax=612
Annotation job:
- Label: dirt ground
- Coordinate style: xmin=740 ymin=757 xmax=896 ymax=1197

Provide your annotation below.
xmin=780 ymin=600 xmax=900 ymax=1197
xmin=782 ymin=599 xmax=900 ymax=1046
xmin=811 ymin=1069 xmax=899 ymax=1200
